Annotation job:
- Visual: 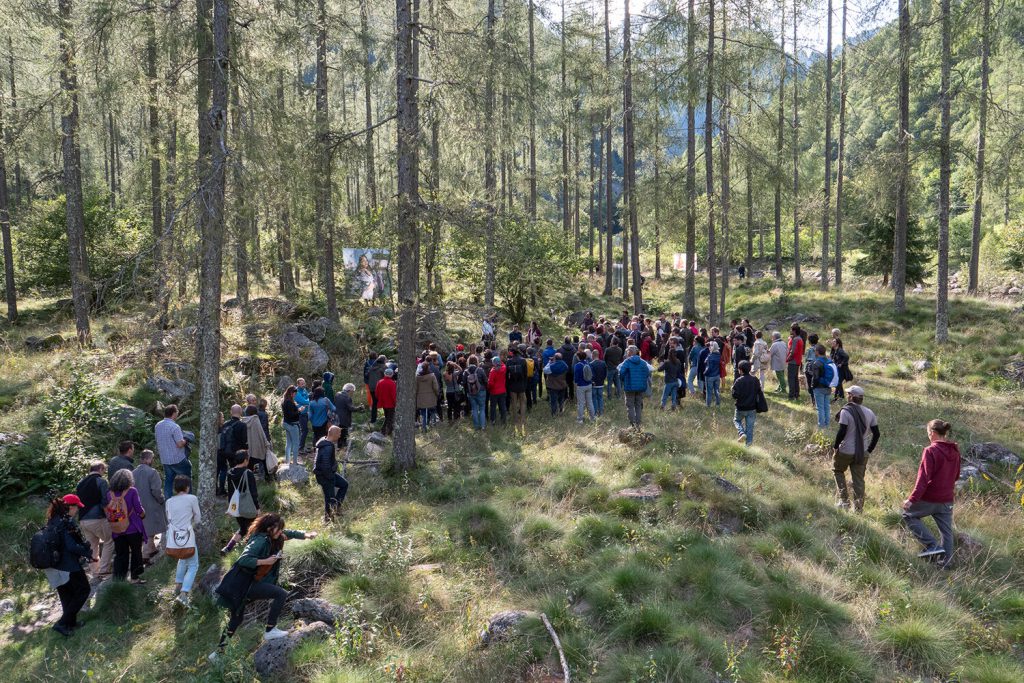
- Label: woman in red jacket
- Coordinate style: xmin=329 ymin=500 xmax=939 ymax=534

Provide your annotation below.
xmin=487 ymin=357 xmax=508 ymax=426
xmin=901 ymin=419 xmax=961 ymax=567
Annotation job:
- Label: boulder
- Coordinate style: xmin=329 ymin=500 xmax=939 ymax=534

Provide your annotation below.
xmin=277 ymin=327 xmax=330 ymax=375
xmin=275 ymin=375 xmax=295 ymax=393
xmin=145 ymin=376 xmax=196 ymax=403
xmin=956 ymin=464 xmax=982 ymax=487
xmin=416 ymin=310 xmax=456 ymax=357
xmin=969 ymin=443 xmax=1022 ymax=468
xmin=367 ymin=431 xmax=388 ymax=446
xmin=297 ymin=317 xmax=337 ymax=344
xmin=1009 ymin=287 xmax=1022 ymax=296
xmin=250 ymin=297 xmax=299 ymax=319
xmin=714 ymin=476 xmax=741 ymax=494
xmin=912 ymin=360 xmax=932 ymax=373
xmin=480 ymin=610 xmax=538 ymax=646
xmin=614 ymin=484 xmax=663 ymax=501
xmin=24 ymin=334 xmax=65 ymax=352
xmin=194 ymin=564 xmax=224 ymax=597
xmin=277 ymin=463 xmax=310 ymax=486
xmin=0 ymin=599 xmax=14 ymax=616
xmin=112 ymin=405 xmax=147 ymax=434
xmin=364 ymin=442 xmax=384 ymax=458
xmin=563 ymin=311 xmax=587 ymax=329
xmin=254 ymin=622 xmax=332 ymax=676
xmin=161 ymin=361 xmax=194 ymax=380
xmin=290 ymin=598 xmax=355 ymax=627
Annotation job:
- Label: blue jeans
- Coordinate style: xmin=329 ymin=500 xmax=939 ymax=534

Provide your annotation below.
xmin=705 ymin=376 xmax=721 ymax=406
xmin=902 ymin=502 xmax=955 ymax=566
xmin=175 ymin=551 xmax=200 ymax=592
xmin=813 ymin=388 xmax=831 ymax=428
xmin=687 ymin=365 xmax=699 ymax=394
xmin=592 ymin=385 xmax=605 ymax=416
xmin=468 ymin=390 xmax=487 ymax=429
xmin=608 ymin=370 xmax=622 ymax=398
xmin=298 ymin=412 xmax=310 ymax=450
xmin=661 ymin=382 xmax=679 ymax=408
xmin=419 ymin=408 xmax=431 ymax=431
xmin=282 ymin=421 xmax=300 ymax=464
xmin=163 ymin=459 xmax=192 ymax=501
xmin=316 ymin=472 xmax=349 ymax=517
xmin=734 ymin=409 xmax=756 ymax=445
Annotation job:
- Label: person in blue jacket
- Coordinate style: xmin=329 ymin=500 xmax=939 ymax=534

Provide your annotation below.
xmin=589 ymin=352 xmax=608 ymax=417
xmin=618 ymin=346 xmax=653 ymax=429
xmin=44 ymin=495 xmax=94 ymax=636
xmin=307 ymin=387 xmax=336 ymax=442
xmin=688 ymin=337 xmax=705 ymax=396
xmin=543 ymin=353 xmax=570 ymax=416
xmin=295 ymin=378 xmax=311 ymax=452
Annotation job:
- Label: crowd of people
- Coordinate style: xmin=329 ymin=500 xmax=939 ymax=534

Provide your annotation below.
xmin=33 ymin=308 xmax=963 ymax=658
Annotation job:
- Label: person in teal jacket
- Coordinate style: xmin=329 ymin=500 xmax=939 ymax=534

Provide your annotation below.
xmin=210 ymin=514 xmax=317 ymax=663
xmin=618 ymin=346 xmax=653 ymax=428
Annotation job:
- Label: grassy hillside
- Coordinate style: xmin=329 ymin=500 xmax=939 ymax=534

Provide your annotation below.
xmin=1 ymin=276 xmax=1023 ymax=682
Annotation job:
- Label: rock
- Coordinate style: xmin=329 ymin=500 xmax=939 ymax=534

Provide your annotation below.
xmin=145 ymin=376 xmax=196 ymax=403
xmin=277 ymin=463 xmax=310 ymax=486
xmin=480 ymin=610 xmax=538 ymax=646
xmin=290 ymin=598 xmax=355 ymax=626
xmin=0 ymin=432 xmax=27 ymax=447
xmin=112 ymin=405 xmax=147 ymax=434
xmin=912 ymin=360 xmax=932 ymax=372
xmin=714 ymin=476 xmax=741 ymax=494
xmin=639 ymin=473 xmax=654 ymax=486
xmin=24 ymin=333 xmax=65 ymax=352
xmin=364 ymin=442 xmax=384 ymax=458
xmin=614 ymin=484 xmax=663 ymax=501
xmin=970 ymin=443 xmax=1022 ymax=468
xmin=275 ymin=375 xmax=295 ymax=393
xmin=278 ymin=327 xmax=330 ymax=375
xmin=0 ymin=599 xmax=14 ymax=616
xmin=618 ymin=429 xmax=653 ymax=448
xmin=956 ymin=464 xmax=982 ymax=487
xmin=254 ymin=621 xmax=332 ymax=676
xmin=957 ymin=532 xmax=984 ymax=555
xmin=161 ymin=361 xmax=194 ymax=380
xmin=563 ymin=311 xmax=587 ymax=328
xmin=367 ymin=431 xmax=388 ymax=446
xmin=1009 ymin=287 xmax=1022 ymax=296
xmin=297 ymin=316 xmax=337 ymax=344
xmin=194 ymin=564 xmax=224 ymax=597
xmin=250 ymin=297 xmax=300 ymax=319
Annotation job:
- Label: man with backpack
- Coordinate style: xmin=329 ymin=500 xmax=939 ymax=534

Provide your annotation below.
xmin=619 ymin=346 xmax=653 ymax=430
xmin=217 ymin=405 xmax=246 ymax=496
xmin=573 ymin=350 xmax=595 ymax=424
xmin=313 ymin=426 xmax=349 ymax=522
xmin=832 ymin=386 xmax=880 ymax=512
xmin=75 ymin=461 xmax=114 ymax=576
xmin=505 ymin=348 xmax=529 ymax=436
xmin=543 ymin=353 xmax=570 ymax=416
xmin=810 ymin=344 xmax=839 ymax=429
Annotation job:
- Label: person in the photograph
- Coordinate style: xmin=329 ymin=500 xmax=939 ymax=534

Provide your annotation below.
xmin=355 ymin=253 xmax=385 ymax=301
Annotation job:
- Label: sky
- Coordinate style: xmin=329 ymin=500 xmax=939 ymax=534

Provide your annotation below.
xmin=543 ymin=0 xmax=898 ymax=55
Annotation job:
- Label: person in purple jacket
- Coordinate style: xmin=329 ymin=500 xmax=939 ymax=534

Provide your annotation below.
xmin=107 ymin=469 xmax=148 ymax=583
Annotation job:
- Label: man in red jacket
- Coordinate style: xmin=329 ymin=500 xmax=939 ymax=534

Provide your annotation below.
xmin=375 ymin=369 xmax=398 ymax=436
xmin=902 ymin=418 xmax=961 ymax=567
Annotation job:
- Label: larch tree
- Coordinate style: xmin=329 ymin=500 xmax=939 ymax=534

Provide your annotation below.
xmin=623 ymin=0 xmax=641 ymax=314
xmin=705 ymin=0 xmax=717 ymax=324
xmin=719 ymin=0 xmax=730 ymax=317
xmin=821 ymin=0 xmax=832 ymax=290
xmin=968 ymin=0 xmax=990 ymax=294
xmin=602 ymin=0 xmax=614 ymax=296
xmin=774 ymin=0 xmax=785 ymax=279
xmin=315 ymin=0 xmax=338 ymax=321
xmin=791 ymin=2 xmax=800 ymax=287
xmin=145 ymin=7 xmax=163 ymax=316
xmin=892 ymin=0 xmax=911 ymax=311
xmin=360 ymin=0 xmax=377 ymax=210
xmin=484 ymin=0 xmax=496 ymax=308
xmin=684 ymin=0 xmax=696 ymax=315
xmin=834 ymin=0 xmax=847 ymax=286
xmin=936 ymin=0 xmax=951 ymax=342
xmin=528 ymin=0 xmax=537 ymax=220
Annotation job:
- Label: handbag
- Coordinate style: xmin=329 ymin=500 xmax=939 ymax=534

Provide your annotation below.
xmin=265 ymin=450 xmax=279 ymax=474
xmin=165 ymin=524 xmax=196 ymax=559
xmin=215 ymin=564 xmax=255 ymax=611
xmin=755 ymin=388 xmax=769 ymax=414
xmin=226 ymin=472 xmax=257 ymax=519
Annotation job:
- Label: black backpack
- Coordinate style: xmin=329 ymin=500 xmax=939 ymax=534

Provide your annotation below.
xmin=507 ymin=360 xmax=525 ymax=382
xmin=29 ymin=520 xmax=63 ymax=570
xmin=219 ymin=420 xmax=235 ymax=456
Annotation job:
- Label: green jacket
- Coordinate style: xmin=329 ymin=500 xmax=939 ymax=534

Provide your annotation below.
xmin=235 ymin=529 xmax=307 ymax=585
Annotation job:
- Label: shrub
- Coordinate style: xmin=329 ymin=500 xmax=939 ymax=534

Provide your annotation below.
xmin=362 ymin=521 xmax=413 ymax=575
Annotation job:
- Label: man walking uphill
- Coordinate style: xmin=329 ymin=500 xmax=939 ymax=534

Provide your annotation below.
xmin=832 ymin=386 xmax=880 ymax=512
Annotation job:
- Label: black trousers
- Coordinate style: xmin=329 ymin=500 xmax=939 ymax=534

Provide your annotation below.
xmin=226 ymin=581 xmax=288 ymax=635
xmin=316 ymin=472 xmax=349 ymax=517
xmin=56 ymin=570 xmax=90 ymax=628
xmin=381 ymin=408 xmax=395 ymax=435
xmin=369 ymin=390 xmax=379 ymax=423
xmin=787 ymin=363 xmax=801 ymax=399
xmin=113 ymin=532 xmax=144 ymax=580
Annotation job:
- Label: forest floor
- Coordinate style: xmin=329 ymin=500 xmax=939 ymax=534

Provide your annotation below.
xmin=1 ymin=274 xmax=1024 ymax=682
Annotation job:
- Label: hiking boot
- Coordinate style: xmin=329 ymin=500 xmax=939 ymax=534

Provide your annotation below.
xmin=175 ymin=594 xmax=191 ymax=609
xmin=918 ymin=547 xmax=946 ymax=558
xmin=208 ymin=651 xmax=222 ymax=664
xmin=263 ymin=627 xmax=289 ymax=641
xmin=52 ymin=624 xmax=73 ymax=637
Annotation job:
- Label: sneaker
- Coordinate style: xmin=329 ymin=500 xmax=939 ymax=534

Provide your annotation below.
xmin=736 ymin=434 xmax=746 ymax=443
xmin=835 ymin=501 xmax=850 ymax=510
xmin=263 ymin=627 xmax=289 ymax=641
xmin=208 ymin=651 xmax=221 ymax=664
xmin=175 ymin=594 xmax=191 ymax=608
xmin=918 ymin=547 xmax=946 ymax=558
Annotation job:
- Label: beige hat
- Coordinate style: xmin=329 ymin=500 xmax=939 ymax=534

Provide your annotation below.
xmin=847 ymin=385 xmax=865 ymax=397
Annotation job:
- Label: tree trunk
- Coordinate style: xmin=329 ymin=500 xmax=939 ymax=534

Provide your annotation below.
xmin=315 ymin=0 xmax=338 ymax=320
xmin=589 ymin=120 xmax=596 ymax=275
xmin=834 ymin=0 xmax=847 ymax=286
xmin=745 ymin=0 xmax=754 ymax=276
xmin=821 ymin=0 xmax=832 ymax=290
xmin=528 ymin=0 xmax=537 ymax=220
xmin=58 ymin=0 xmax=91 ymax=346
xmin=936 ymin=0 xmax=950 ymax=343
xmin=394 ymin=0 xmax=419 ymax=471
xmin=774 ymin=0 xmax=785 ymax=279
xmin=276 ymin=71 xmax=295 ymax=296
xmin=653 ymin=112 xmax=661 ymax=280
xmin=602 ymin=0 xmax=614 ymax=296
xmin=597 ymin=122 xmax=604 ymax=272
xmin=231 ymin=76 xmax=248 ymax=306
xmin=360 ymin=0 xmax=377 ymax=210
xmin=195 ymin=0 xmax=229 ymax=554
xmin=484 ymin=0 xmax=496 ymax=308
xmin=684 ymin=0 xmax=697 ymax=315
xmin=6 ymin=42 xmax=22 ymax=208
xmin=791 ymin=3 xmax=801 ymax=286
xmin=561 ymin=0 xmax=570 ymax=248
xmin=968 ymin=0 xmax=990 ymax=294
xmin=145 ymin=10 xmax=163 ymax=315
xmin=705 ymin=0 xmax=717 ymax=325
xmin=892 ymin=0 xmax=910 ymax=311
xmin=719 ymin=0 xmax=730 ymax=317
xmin=624 ymin=0 xmax=641 ymax=314
xmin=0 ymin=68 xmax=15 ymax=322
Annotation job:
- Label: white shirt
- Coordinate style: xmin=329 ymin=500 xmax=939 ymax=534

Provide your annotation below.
xmin=165 ymin=493 xmax=201 ymax=530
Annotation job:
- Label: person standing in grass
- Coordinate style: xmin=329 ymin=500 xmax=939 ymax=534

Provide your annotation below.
xmin=809 ymin=344 xmax=836 ymax=429
xmin=590 ymin=351 xmax=607 ymax=417
xmin=687 ymin=336 xmax=705 ymax=396
xmin=618 ymin=345 xmax=653 ymax=429
xmin=786 ymin=325 xmax=805 ymax=400
xmin=133 ymin=449 xmax=166 ymax=563
xmin=165 ymin=475 xmax=200 ymax=608
xmin=443 ymin=361 xmax=464 ymax=422
xmin=307 ymin=387 xmax=336 ymax=443
xmin=604 ymin=338 xmax=624 ymax=399
xmin=831 ymin=386 xmax=880 ymax=512
xmin=76 ymin=461 xmax=114 ymax=576
xmin=544 ymin=352 xmax=570 ymax=416
xmin=768 ymin=331 xmax=788 ymax=393
xmin=333 ymin=383 xmax=364 ymax=447
xmin=106 ymin=468 xmax=147 ymax=584
xmin=573 ymin=350 xmax=595 ymax=423
xmin=751 ymin=330 xmax=769 ymax=387
xmin=461 ymin=356 xmax=489 ymax=429
xmin=155 ymin=405 xmax=191 ymax=501
xmin=902 ymin=419 xmax=960 ymax=567
xmin=43 ymin=495 xmax=93 ymax=636
xmin=375 ymin=368 xmax=398 ymax=436
xmin=731 ymin=360 xmax=762 ymax=446
xmin=280 ymin=386 xmax=301 ymax=465
xmin=703 ymin=342 xmax=723 ymax=407
xmin=505 ymin=348 xmax=529 ymax=435
xmin=313 ymin=426 xmax=349 ymax=521
xmin=830 ymin=336 xmax=850 ymax=402
xmin=803 ymin=333 xmax=820 ymax=407
xmin=209 ymin=514 xmax=317 ymax=663
xmin=657 ymin=347 xmax=682 ymax=410
xmin=415 ymin=362 xmax=441 ymax=432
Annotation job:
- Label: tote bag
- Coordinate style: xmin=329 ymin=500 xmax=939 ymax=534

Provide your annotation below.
xmin=165 ymin=524 xmax=196 ymax=559
xmin=226 ymin=473 xmax=257 ymax=518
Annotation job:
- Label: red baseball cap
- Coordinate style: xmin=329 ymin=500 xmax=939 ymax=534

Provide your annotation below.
xmin=62 ymin=494 xmax=85 ymax=508
xmin=456 ymin=344 xmax=465 ymax=351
